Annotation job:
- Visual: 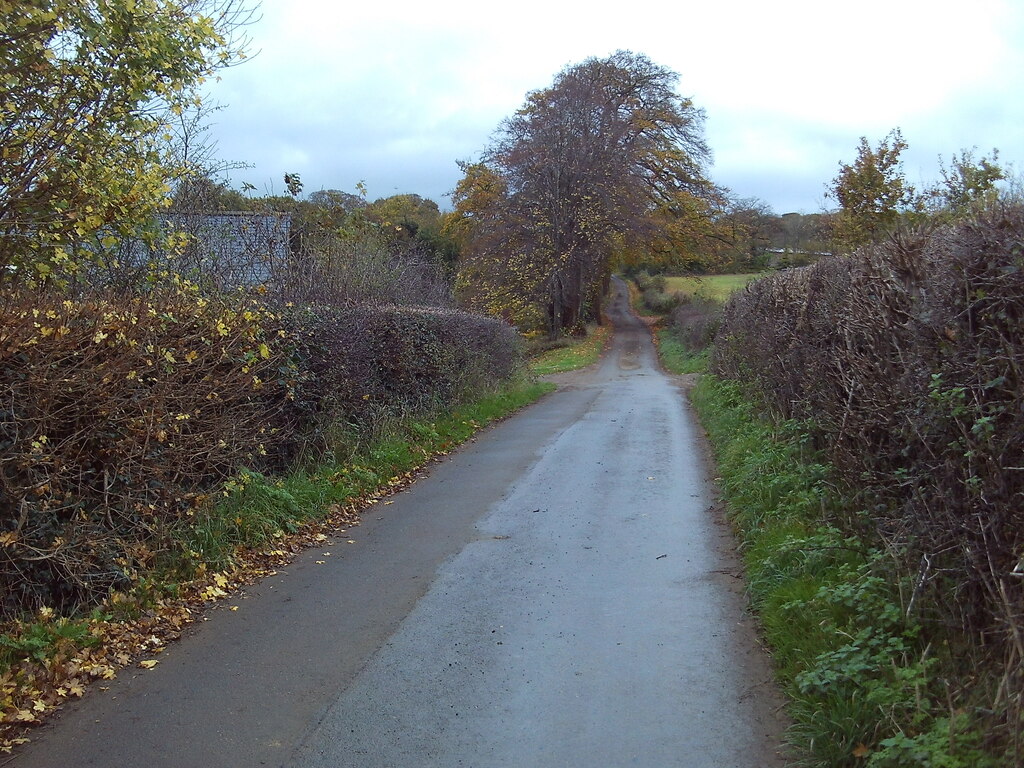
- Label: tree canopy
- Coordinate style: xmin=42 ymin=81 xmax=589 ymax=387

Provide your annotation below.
xmin=828 ymin=128 xmax=919 ymax=250
xmin=931 ymin=148 xmax=1004 ymax=216
xmin=0 ymin=0 xmax=251 ymax=284
xmin=828 ymin=132 xmax=1009 ymax=253
xmin=453 ymin=51 xmax=717 ymax=335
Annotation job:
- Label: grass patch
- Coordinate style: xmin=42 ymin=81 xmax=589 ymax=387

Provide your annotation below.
xmin=690 ymin=375 xmax=998 ymax=768
xmin=654 ymin=329 xmax=708 ymax=374
xmin=664 ymin=272 xmax=762 ymax=302
xmin=528 ymin=325 xmax=610 ymax=375
xmin=0 ymin=614 xmax=101 ymax=669
xmin=625 ymin=278 xmax=645 ymax=313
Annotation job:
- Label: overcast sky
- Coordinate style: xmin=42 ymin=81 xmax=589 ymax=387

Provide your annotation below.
xmin=205 ymin=0 xmax=1024 ymax=214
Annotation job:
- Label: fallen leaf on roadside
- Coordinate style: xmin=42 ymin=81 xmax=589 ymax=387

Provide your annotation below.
xmin=138 ymin=660 xmax=159 ymax=669
xmin=1 ymin=737 xmax=30 ymax=752
xmin=852 ymin=743 xmax=870 ymax=759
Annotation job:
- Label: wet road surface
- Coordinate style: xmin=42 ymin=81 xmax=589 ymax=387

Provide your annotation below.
xmin=11 ymin=278 xmax=787 ymax=767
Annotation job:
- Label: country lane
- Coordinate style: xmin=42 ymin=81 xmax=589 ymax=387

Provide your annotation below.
xmin=10 ymin=278 xmax=787 ymax=767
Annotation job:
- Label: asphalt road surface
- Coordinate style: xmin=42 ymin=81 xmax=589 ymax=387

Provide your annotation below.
xmin=11 ymin=278 xmax=787 ymax=767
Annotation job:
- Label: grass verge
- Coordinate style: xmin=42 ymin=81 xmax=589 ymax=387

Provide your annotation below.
xmin=0 ymin=378 xmax=553 ymax=753
xmin=690 ymin=375 xmax=998 ymax=768
xmin=171 ymin=379 xmax=554 ymax=573
xmin=654 ymin=328 xmax=708 ymax=374
xmin=528 ymin=324 xmax=610 ymax=375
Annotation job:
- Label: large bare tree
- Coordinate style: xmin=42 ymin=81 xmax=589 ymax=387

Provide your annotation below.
xmin=455 ymin=51 xmax=716 ymax=336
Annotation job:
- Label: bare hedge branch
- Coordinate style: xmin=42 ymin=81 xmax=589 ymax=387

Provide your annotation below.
xmin=713 ymin=203 xmax=1024 ymax=742
xmin=0 ymin=288 xmax=519 ymax=617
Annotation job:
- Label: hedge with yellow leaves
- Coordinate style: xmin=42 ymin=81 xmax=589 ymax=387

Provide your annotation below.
xmin=0 ymin=287 xmax=298 ymax=616
xmin=0 ymin=287 xmax=518 ymax=618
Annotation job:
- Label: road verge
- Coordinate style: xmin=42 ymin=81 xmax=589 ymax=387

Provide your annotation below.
xmin=0 ymin=378 xmax=553 ymax=754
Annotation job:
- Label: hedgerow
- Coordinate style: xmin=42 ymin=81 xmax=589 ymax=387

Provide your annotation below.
xmin=0 ymin=288 xmax=519 ymax=620
xmin=711 ymin=203 xmax=1024 ymax=760
xmin=281 ymin=302 xmax=520 ymax=450
xmin=633 ymin=270 xmax=682 ymax=314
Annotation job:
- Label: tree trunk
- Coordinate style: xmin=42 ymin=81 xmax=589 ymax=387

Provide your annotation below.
xmin=547 ymin=273 xmax=564 ymax=339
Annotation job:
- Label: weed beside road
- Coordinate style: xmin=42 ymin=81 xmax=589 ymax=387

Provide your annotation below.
xmin=528 ymin=325 xmax=610 ymax=375
xmin=654 ymin=329 xmax=708 ymax=374
xmin=691 ymin=376 xmax=1000 ymax=767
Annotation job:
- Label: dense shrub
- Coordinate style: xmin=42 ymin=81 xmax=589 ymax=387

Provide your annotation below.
xmin=642 ymin=288 xmax=681 ymax=314
xmin=0 ymin=289 xmax=519 ymax=618
xmin=0 ymin=288 xmax=295 ymax=616
xmin=668 ymin=295 xmax=721 ymax=352
xmin=632 ymin=271 xmax=680 ymax=314
xmin=712 ymin=203 xmax=1024 ymax=754
xmin=277 ymin=228 xmax=454 ymax=308
xmin=283 ymin=303 xmax=520 ymax=449
xmin=633 ymin=270 xmax=662 ymax=292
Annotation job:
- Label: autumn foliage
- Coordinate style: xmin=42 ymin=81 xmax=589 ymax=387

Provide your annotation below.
xmin=0 ymin=288 xmax=518 ymax=619
xmin=452 ymin=51 xmax=717 ymax=336
xmin=0 ymin=0 xmax=251 ymax=283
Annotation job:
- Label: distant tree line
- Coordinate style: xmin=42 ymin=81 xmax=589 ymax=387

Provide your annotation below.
xmin=827 ymin=128 xmax=1007 ymax=251
xmin=170 ymin=176 xmax=460 ymax=282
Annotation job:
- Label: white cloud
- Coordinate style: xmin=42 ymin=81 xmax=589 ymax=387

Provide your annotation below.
xmin=206 ymin=0 xmax=1024 ymax=211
